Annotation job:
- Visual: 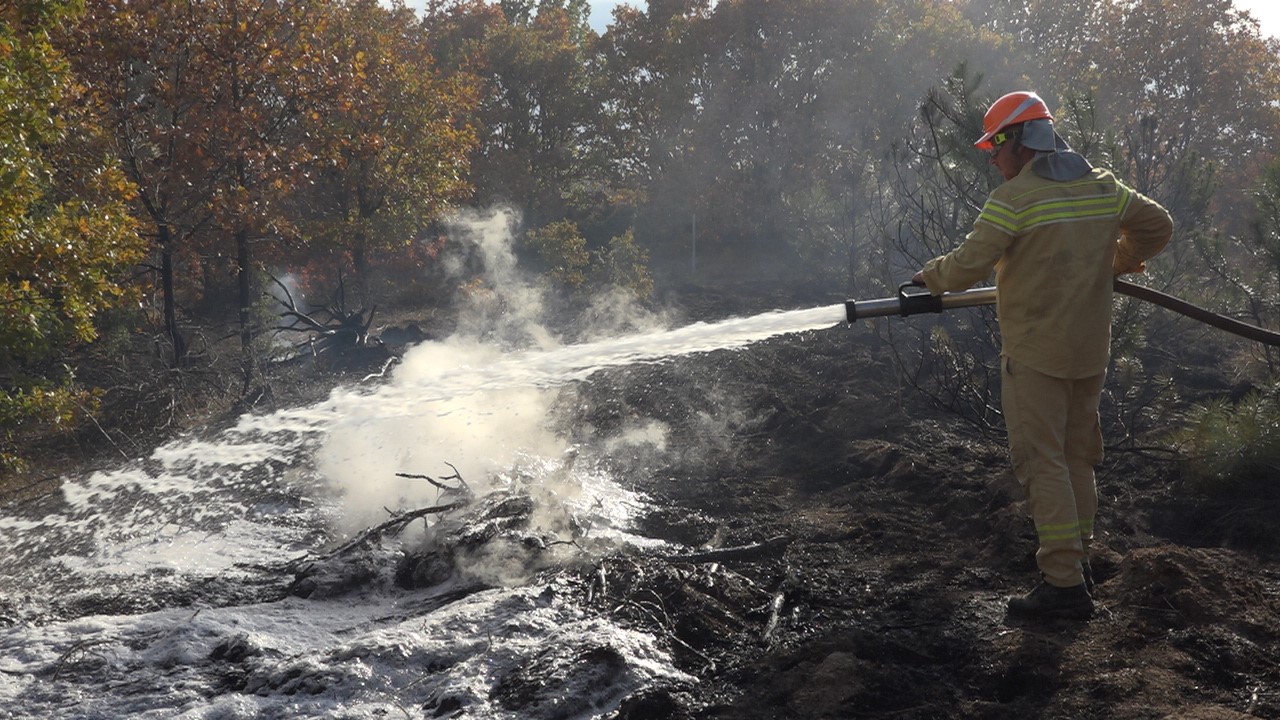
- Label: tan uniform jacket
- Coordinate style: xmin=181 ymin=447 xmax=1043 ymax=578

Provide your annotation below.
xmin=921 ymin=164 xmax=1173 ymax=379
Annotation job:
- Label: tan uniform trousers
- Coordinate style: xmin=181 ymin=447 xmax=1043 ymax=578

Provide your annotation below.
xmin=1001 ymin=356 xmax=1106 ymax=588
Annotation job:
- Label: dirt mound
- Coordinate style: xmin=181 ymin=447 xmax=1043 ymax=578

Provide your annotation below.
xmin=581 ymin=321 xmax=1280 ymax=720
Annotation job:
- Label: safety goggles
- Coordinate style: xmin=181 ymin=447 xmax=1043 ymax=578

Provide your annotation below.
xmin=988 ymin=131 xmax=1016 ymax=155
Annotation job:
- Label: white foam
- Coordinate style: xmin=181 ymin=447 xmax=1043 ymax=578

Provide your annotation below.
xmin=0 ymin=211 xmax=843 ymax=715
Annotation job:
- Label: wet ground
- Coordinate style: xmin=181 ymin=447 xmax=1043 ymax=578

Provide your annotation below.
xmin=5 ymin=283 xmax=1280 ymax=719
xmin=578 ymin=312 xmax=1280 ymax=720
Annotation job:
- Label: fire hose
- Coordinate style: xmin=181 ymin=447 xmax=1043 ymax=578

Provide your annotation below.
xmin=845 ymin=278 xmax=1280 ymax=347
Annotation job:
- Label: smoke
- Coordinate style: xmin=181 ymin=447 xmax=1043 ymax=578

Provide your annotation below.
xmin=266 ymin=272 xmax=306 ymax=309
xmin=442 ymin=206 xmax=558 ymax=351
xmin=314 ymin=206 xmax=671 ymax=549
xmin=264 ymin=272 xmax=306 ymax=350
xmin=308 ymin=203 xmax=812 ymax=591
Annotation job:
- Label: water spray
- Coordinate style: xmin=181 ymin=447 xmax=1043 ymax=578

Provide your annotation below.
xmin=845 ymin=278 xmax=1280 ymax=346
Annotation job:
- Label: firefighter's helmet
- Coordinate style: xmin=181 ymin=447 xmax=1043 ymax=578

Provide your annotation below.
xmin=975 ymin=91 xmax=1053 ymax=150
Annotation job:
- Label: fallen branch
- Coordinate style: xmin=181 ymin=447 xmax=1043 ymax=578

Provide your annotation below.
xmin=51 ymin=639 xmax=110 ymax=681
xmin=311 ymin=466 xmax=476 ymax=563
xmin=667 ymin=535 xmax=793 ymax=564
xmin=614 ymin=598 xmax=717 ymax=674
xmin=362 ymin=356 xmax=401 ymax=382
xmin=267 ymin=272 xmax=378 ymax=355
xmin=319 ymin=500 xmax=469 ymax=561
xmin=396 ymin=462 xmax=473 ymax=498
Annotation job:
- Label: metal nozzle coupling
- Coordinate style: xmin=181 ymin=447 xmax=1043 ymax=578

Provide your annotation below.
xmin=846 ymin=283 xmax=997 ymax=322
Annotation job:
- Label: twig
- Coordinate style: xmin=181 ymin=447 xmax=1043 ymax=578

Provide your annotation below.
xmin=614 ymin=598 xmax=717 ymax=673
xmin=51 ymin=639 xmax=110 ymax=681
xmin=395 ymin=472 xmax=454 ymax=491
xmin=667 ymin=535 xmax=793 ymax=564
xmin=395 ymin=470 xmax=472 ymax=497
xmin=321 ymin=500 xmax=468 ymax=559
xmin=362 ymin=355 xmax=400 ymax=382
xmin=74 ymin=401 xmax=131 ymax=459
xmin=762 ymin=591 xmax=786 ymax=640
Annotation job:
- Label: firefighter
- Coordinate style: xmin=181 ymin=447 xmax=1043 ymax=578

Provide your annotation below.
xmin=912 ymin=91 xmax=1173 ymax=620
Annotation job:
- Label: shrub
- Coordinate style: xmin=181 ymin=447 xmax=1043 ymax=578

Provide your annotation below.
xmin=528 ymin=220 xmax=590 ymax=289
xmin=1175 ymin=392 xmax=1280 ymax=489
xmin=1172 ymin=391 xmax=1280 ymax=549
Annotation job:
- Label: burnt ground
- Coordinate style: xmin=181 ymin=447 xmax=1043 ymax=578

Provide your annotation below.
xmin=571 ymin=288 xmax=1280 ymax=720
xmin=6 ymin=284 xmax=1280 ymax=719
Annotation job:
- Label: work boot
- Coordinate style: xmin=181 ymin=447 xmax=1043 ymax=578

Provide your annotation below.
xmin=1007 ymin=581 xmax=1093 ymax=620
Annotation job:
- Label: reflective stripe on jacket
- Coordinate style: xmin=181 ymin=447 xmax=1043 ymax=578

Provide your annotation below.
xmin=921 ymin=164 xmax=1172 ymax=379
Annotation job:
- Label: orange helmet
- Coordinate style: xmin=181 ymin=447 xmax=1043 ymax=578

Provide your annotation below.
xmin=974 ymin=91 xmax=1053 ymax=150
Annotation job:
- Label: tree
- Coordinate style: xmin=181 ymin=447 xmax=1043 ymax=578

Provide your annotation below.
xmin=874 ymin=69 xmax=1006 ymax=434
xmin=64 ymin=0 xmax=226 ymax=366
xmin=1097 ymin=0 xmax=1280 ymax=239
xmin=290 ymin=0 xmax=479 ymax=293
xmin=1 ymin=0 xmax=145 ymax=471
xmin=423 ymin=0 xmax=600 ymax=226
xmin=201 ymin=0 xmax=343 ymax=387
xmin=594 ymin=0 xmax=712 ymax=198
xmin=593 ymin=0 xmax=711 ymax=274
xmin=527 ymin=219 xmax=591 ymax=288
xmin=66 ymin=0 xmax=364 ymax=385
xmin=1214 ymin=159 xmax=1280 ymax=374
xmin=661 ymin=0 xmax=1002 ymax=283
xmin=967 ymin=0 xmax=1280 ymax=238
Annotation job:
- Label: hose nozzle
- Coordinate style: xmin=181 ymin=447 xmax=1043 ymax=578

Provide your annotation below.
xmin=846 ymin=283 xmax=997 ymax=322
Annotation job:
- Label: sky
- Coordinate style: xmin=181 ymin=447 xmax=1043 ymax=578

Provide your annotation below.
xmin=587 ymin=1 xmax=1280 ymax=38
xmin=586 ymin=0 xmax=634 ymax=30
xmin=1235 ymin=0 xmax=1280 ymax=39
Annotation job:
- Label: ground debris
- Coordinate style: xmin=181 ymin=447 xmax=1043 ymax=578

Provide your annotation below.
xmin=583 ymin=549 xmax=791 ymax=678
xmin=666 ymin=535 xmax=793 ymax=564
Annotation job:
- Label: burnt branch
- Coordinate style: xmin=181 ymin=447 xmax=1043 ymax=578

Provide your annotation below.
xmin=396 ymin=461 xmax=473 ymax=498
xmin=320 ymin=499 xmax=470 ymax=562
xmin=267 ymin=273 xmax=379 ymax=356
xmin=666 ymin=535 xmax=793 ymax=564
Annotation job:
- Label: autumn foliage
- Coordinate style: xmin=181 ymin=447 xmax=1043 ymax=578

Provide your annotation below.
xmin=1 ymin=0 xmax=145 ymax=471
xmin=3 ymin=0 xmax=1280 ymax=471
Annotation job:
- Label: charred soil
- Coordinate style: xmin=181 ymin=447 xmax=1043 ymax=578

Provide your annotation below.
xmin=7 ymin=286 xmax=1280 ymax=720
xmin=583 ymin=294 xmax=1280 ymax=720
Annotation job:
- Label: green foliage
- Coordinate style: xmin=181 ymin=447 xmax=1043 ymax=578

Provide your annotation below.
xmin=527 ymin=221 xmax=653 ymax=299
xmin=527 ymin=219 xmax=590 ymax=288
xmin=1253 ymin=160 xmax=1280 ymax=263
xmin=1103 ymin=354 xmax=1181 ymax=449
xmin=1172 ymin=391 xmax=1280 ymax=549
xmin=598 ymin=229 xmax=653 ymax=299
xmin=0 ymin=381 xmax=96 ymax=474
xmin=1245 ymin=159 xmax=1280 ymax=324
xmin=1 ymin=0 xmax=144 ymax=472
xmin=1175 ymin=392 xmax=1280 ymax=490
